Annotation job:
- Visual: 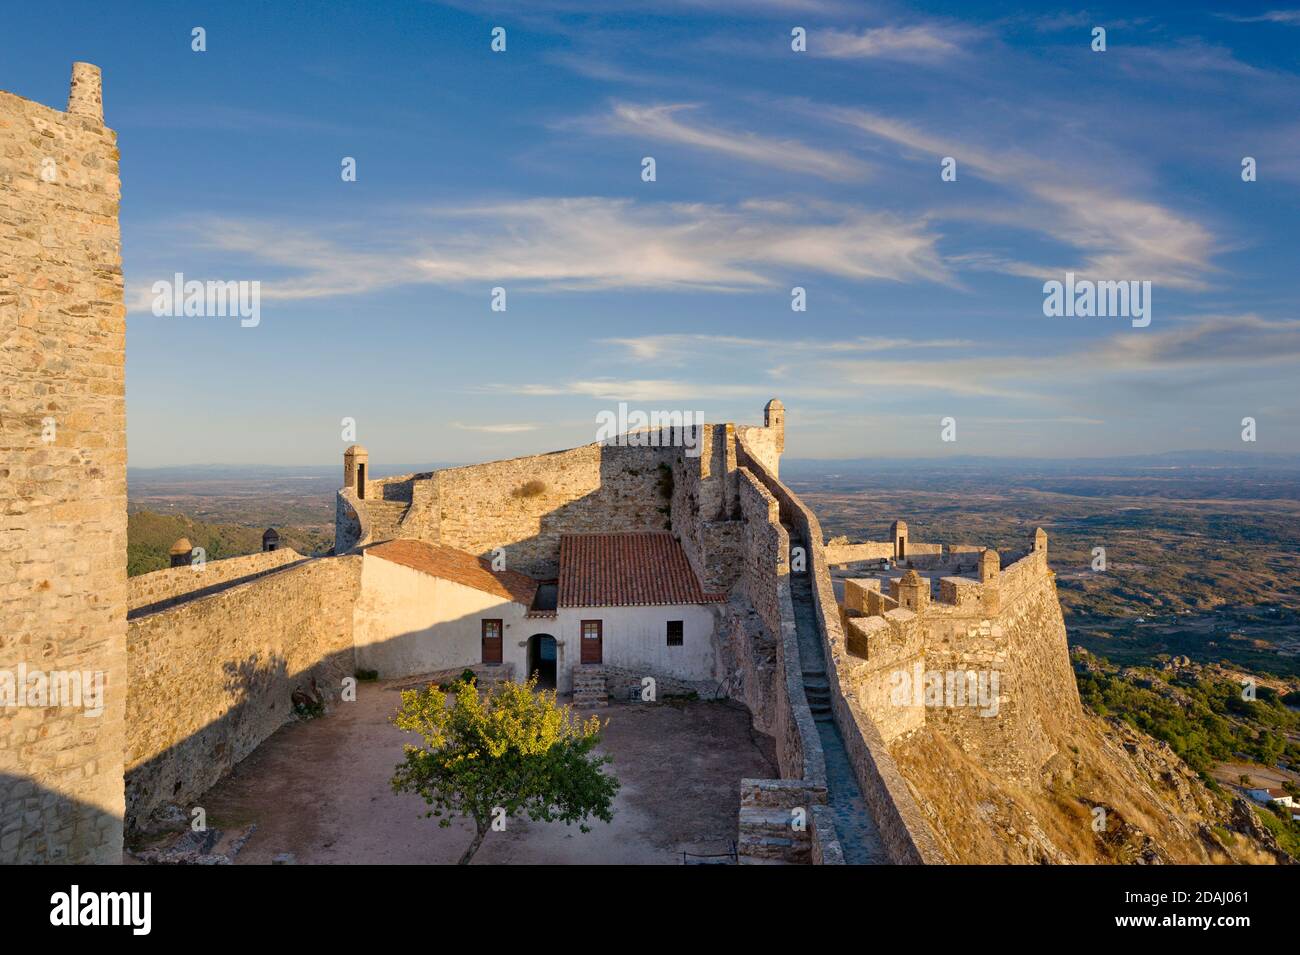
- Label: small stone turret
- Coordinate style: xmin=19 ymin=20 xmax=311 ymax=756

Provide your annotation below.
xmin=344 ymin=444 xmax=369 ymax=500
xmin=890 ymin=520 xmax=908 ymax=560
xmin=764 ymin=398 xmax=785 ymax=454
xmin=979 ymin=548 xmax=1000 ymax=583
xmin=169 ymin=537 xmax=193 ymax=568
xmin=67 ymin=62 xmax=103 ymax=123
xmin=979 ymin=548 xmax=1001 ymax=613
xmin=1034 ymin=527 xmax=1048 ymax=552
xmin=896 ymin=568 xmax=929 ymax=612
xmin=262 ymin=528 xmax=281 ymax=552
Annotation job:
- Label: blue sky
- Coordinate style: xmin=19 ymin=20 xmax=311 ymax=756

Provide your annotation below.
xmin=5 ymin=1 xmax=1300 ymax=465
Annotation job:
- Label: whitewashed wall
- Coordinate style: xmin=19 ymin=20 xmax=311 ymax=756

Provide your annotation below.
xmin=551 ymin=604 xmax=718 ymax=691
xmin=353 ymin=554 xmax=719 ymax=691
xmin=354 ymin=553 xmax=530 ymax=676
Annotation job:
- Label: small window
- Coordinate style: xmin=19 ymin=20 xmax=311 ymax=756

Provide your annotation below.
xmin=666 ymin=620 xmax=684 ymax=647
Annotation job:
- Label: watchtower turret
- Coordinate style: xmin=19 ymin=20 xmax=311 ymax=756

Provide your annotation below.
xmin=169 ymin=537 xmax=193 ymax=568
xmin=896 ymin=568 xmax=929 ymax=613
xmin=763 ymin=398 xmax=785 ymax=455
xmin=344 ymin=444 xmax=369 ymax=500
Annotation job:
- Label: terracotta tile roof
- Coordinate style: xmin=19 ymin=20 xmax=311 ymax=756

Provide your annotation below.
xmin=558 ymin=532 xmax=725 ymax=608
xmin=366 ymin=540 xmax=538 ymax=606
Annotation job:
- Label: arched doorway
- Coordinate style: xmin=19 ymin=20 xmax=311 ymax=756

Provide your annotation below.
xmin=527 ymin=634 xmax=557 ymax=689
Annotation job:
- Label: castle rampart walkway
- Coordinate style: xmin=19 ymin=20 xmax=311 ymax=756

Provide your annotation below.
xmin=787 ymin=532 xmax=889 ymax=864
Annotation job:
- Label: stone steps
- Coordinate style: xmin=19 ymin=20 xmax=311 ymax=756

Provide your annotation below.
xmin=784 ymin=532 xmax=891 ymax=864
xmin=738 ymin=806 xmax=806 ymax=863
xmin=571 ymin=666 xmax=608 ymax=706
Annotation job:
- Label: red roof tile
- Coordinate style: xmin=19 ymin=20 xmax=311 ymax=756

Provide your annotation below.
xmin=558 ymin=532 xmax=725 ymax=608
xmin=367 ymin=540 xmax=538 ymax=606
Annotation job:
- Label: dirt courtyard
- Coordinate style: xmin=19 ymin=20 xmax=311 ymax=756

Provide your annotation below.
xmin=199 ymin=679 xmax=777 ymax=864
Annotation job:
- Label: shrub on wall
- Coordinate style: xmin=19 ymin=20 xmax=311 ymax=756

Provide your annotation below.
xmin=512 ymin=479 xmax=548 ymax=499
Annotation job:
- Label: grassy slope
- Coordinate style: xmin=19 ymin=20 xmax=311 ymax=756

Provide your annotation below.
xmin=127 ymin=510 xmax=331 ymax=576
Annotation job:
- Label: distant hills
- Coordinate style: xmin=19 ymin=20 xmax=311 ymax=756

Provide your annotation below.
xmin=784 ymin=450 xmax=1300 ymax=476
xmin=127 ymin=511 xmax=329 ymax=577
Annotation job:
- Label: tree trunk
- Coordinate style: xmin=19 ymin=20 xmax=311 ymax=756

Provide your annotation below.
xmin=459 ymin=821 xmax=489 ymax=865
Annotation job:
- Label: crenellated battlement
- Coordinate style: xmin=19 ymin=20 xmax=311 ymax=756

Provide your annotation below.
xmin=835 ymin=527 xmax=1069 ymax=782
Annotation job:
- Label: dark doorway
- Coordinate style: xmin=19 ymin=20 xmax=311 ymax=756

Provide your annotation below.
xmin=357 ymin=462 xmax=367 ymax=499
xmin=528 ymin=634 xmax=557 ymax=688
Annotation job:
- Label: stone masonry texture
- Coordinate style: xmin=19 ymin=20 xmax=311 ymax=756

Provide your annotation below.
xmin=0 ymin=64 xmax=126 ymax=864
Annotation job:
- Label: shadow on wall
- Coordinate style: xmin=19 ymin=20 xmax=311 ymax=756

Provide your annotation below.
xmin=0 ymin=773 xmax=123 ymax=865
xmin=124 ymin=644 xmax=360 ymax=836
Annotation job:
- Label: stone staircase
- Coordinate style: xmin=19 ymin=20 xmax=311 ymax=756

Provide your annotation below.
xmin=571 ymin=666 xmax=608 ymax=706
xmin=738 ymin=809 xmax=800 ymax=863
xmin=362 ymin=498 xmax=409 ymax=542
xmin=737 ymin=778 xmax=815 ymax=864
xmin=802 ymin=666 xmax=833 ymax=723
xmin=784 ymin=527 xmax=891 ymax=864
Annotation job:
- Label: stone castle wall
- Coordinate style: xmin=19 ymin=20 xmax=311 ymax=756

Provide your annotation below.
xmin=842 ymin=545 xmax=1079 ymax=784
xmin=734 ymin=468 xmax=824 ymax=783
xmin=0 ymin=65 xmax=127 ymax=864
xmin=736 ymin=435 xmax=948 ymax=865
xmin=125 ymin=555 xmax=361 ymax=832
xmin=128 ymin=548 xmax=304 ymax=615
xmin=357 ymin=442 xmax=678 ymax=578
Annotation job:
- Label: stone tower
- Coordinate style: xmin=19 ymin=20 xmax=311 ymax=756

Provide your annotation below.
xmin=0 ymin=64 xmax=126 ymax=863
xmin=890 ymin=520 xmax=908 ymax=561
xmin=344 ymin=444 xmax=369 ymax=499
xmin=979 ymin=548 xmax=1001 ymax=613
xmin=896 ymin=568 xmax=929 ymax=612
xmin=763 ymin=398 xmax=785 ymax=454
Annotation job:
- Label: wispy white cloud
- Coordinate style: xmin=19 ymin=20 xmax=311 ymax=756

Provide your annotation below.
xmin=484 ymin=378 xmax=780 ymax=402
xmin=826 ymin=108 xmax=1219 ymax=290
xmin=450 ymin=422 xmax=538 ymax=433
xmin=813 ymin=24 xmax=976 ymax=62
xmin=512 ymin=316 xmax=1300 ymax=406
xmin=601 ymin=332 xmax=973 ymax=363
xmin=1217 ymin=10 xmax=1300 ymax=25
xmin=579 ymin=102 xmax=868 ymax=180
xmin=126 ymin=197 xmax=950 ymax=309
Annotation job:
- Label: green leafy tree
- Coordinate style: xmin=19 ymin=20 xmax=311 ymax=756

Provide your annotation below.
xmin=391 ymin=675 xmax=619 ymax=864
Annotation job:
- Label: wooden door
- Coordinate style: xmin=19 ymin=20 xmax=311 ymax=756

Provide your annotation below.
xmin=580 ymin=619 xmax=602 ymax=664
xmin=481 ymin=619 xmax=503 ymax=664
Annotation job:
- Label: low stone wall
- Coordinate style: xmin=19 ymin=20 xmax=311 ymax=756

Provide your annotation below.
xmin=825 ymin=541 xmax=894 ymax=564
xmin=738 ymin=777 xmax=832 ymax=864
xmin=128 ymin=549 xmax=304 ymax=615
xmin=384 ymin=662 xmax=515 ymax=691
xmin=124 ymin=555 xmax=362 ymax=833
xmin=737 ymin=437 xmax=947 ymax=865
xmin=825 ymin=540 xmax=971 ymax=568
xmin=597 ymin=664 xmax=717 ymax=702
